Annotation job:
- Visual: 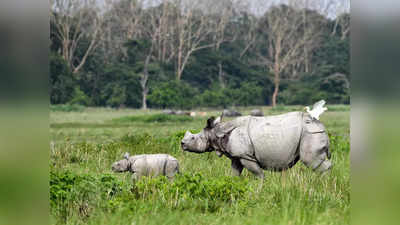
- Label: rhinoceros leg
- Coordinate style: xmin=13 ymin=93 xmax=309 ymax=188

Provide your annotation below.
xmin=240 ymin=159 xmax=264 ymax=179
xmin=132 ymin=172 xmax=142 ymax=181
xmin=231 ymin=158 xmax=244 ymax=176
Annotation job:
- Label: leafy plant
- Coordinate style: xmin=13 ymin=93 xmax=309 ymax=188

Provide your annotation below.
xmin=148 ymin=81 xmax=199 ymax=109
xmin=130 ymin=173 xmax=249 ymax=212
xmin=68 ymin=86 xmax=93 ymax=106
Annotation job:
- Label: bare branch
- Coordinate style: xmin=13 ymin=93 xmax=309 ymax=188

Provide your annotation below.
xmin=50 ymin=0 xmax=106 ymax=74
xmin=254 ymin=1 xmax=325 ymax=106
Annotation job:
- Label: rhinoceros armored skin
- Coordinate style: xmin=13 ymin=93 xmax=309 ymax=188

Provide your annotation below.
xmin=112 ymin=153 xmax=179 ymax=180
xmin=181 ymin=112 xmax=331 ymax=179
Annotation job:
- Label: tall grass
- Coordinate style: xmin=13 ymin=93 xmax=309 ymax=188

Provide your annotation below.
xmin=50 ymin=104 xmax=86 ymax=112
xmin=112 ymin=114 xmax=194 ymax=123
xmin=50 ymin=107 xmax=350 ymax=225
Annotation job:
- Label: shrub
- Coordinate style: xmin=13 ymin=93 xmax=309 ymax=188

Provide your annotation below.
xmin=132 ymin=173 xmax=249 ymax=212
xmin=197 ymin=82 xmax=264 ymax=108
xmin=235 ymin=82 xmax=263 ymax=106
xmin=50 ymin=170 xmax=250 ymax=222
xmin=50 ymin=171 xmax=129 ymax=222
xmin=278 ymin=73 xmax=349 ymax=106
xmin=68 ymin=86 xmax=93 ymax=106
xmin=50 ymin=53 xmax=76 ymax=104
xmin=148 ymin=81 xmax=198 ymax=109
xmin=198 ymin=89 xmax=230 ymax=108
xmin=112 ymin=114 xmax=194 ymax=123
xmin=99 ymin=64 xmax=142 ymax=108
xmin=278 ymin=82 xmax=318 ymax=105
xmin=50 ymin=104 xmax=86 ymax=112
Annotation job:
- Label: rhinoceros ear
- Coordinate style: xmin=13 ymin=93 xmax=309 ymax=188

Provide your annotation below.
xmin=206 ymin=116 xmax=216 ymax=129
xmin=123 ymin=152 xmax=130 ymax=160
xmin=213 ymin=116 xmax=222 ymax=125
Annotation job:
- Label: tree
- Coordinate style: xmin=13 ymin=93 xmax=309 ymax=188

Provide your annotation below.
xmin=138 ymin=2 xmax=176 ymax=109
xmin=335 ymin=12 xmax=350 ymax=40
xmin=104 ymin=0 xmax=179 ymax=109
xmin=100 ymin=0 xmax=146 ymax=64
xmin=147 ymin=81 xmax=198 ymax=109
xmin=329 ymin=0 xmax=350 ymax=40
xmin=50 ymin=0 xmax=106 ymax=74
xmin=99 ymin=64 xmax=142 ymax=108
xmin=124 ymin=38 xmax=155 ymax=110
xmin=209 ymin=0 xmax=238 ymax=88
xmin=50 ymin=53 xmax=76 ymax=104
xmin=48 ymin=0 xmax=350 ymax=108
xmin=169 ymin=0 xmax=220 ymax=80
xmin=237 ymin=12 xmax=259 ymax=60
xmin=257 ymin=4 xmax=325 ymax=107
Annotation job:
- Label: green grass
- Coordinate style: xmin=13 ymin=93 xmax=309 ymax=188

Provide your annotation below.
xmin=50 ymin=104 xmax=86 ymax=112
xmin=50 ymin=105 xmax=350 ymax=225
xmin=112 ymin=113 xmax=194 ymax=123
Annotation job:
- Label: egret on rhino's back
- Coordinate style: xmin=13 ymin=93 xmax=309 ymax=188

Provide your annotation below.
xmin=304 ymin=100 xmax=328 ymax=120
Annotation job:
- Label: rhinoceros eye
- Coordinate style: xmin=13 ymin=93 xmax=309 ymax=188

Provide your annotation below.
xmin=191 ymin=136 xmax=195 ymax=140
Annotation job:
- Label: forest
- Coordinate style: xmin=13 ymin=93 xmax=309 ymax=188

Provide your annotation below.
xmin=50 ymin=0 xmax=350 ymax=109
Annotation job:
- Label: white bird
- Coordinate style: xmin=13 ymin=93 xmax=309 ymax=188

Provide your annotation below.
xmin=304 ymin=100 xmax=327 ymax=120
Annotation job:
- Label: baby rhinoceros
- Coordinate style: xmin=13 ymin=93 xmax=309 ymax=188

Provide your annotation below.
xmin=111 ymin=153 xmax=179 ymax=180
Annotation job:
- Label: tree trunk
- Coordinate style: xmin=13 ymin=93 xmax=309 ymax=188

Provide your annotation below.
xmin=303 ymin=7 xmax=309 ymax=73
xmin=141 ymin=54 xmax=151 ymax=110
xmin=176 ymin=68 xmax=182 ymax=81
xmin=177 ymin=38 xmax=183 ymax=81
xmin=304 ymin=48 xmax=309 ymax=73
xmin=331 ymin=19 xmax=338 ymax=37
xmin=272 ymin=82 xmax=279 ymax=107
xmin=141 ymin=88 xmax=148 ymax=110
xmin=218 ymin=62 xmax=225 ymax=88
xmin=341 ymin=28 xmax=349 ymax=41
xmin=72 ymin=36 xmax=97 ymax=74
xmin=140 ymin=78 xmax=148 ymax=110
xmin=272 ymin=68 xmax=280 ymax=107
xmin=63 ymin=39 xmax=70 ymax=67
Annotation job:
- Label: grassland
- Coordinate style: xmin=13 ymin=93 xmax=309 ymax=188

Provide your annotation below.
xmin=50 ymin=105 xmax=350 ymax=225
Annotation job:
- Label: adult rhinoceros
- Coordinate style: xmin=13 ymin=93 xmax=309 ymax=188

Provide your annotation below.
xmin=181 ymin=112 xmax=331 ymax=179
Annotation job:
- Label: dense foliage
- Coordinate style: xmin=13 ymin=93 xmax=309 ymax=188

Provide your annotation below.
xmin=50 ymin=170 xmax=249 ymax=223
xmin=50 ymin=1 xmax=349 ymax=108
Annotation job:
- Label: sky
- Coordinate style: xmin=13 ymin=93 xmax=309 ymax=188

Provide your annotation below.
xmin=95 ymin=0 xmax=350 ymax=18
